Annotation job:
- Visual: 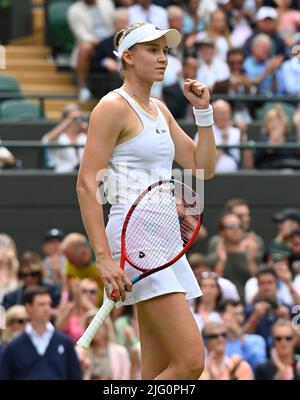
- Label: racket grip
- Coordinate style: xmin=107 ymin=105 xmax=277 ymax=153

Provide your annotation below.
xmin=76 ymin=299 xmax=116 ymax=349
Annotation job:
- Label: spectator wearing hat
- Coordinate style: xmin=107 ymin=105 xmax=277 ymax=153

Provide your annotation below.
xmin=244 ymin=6 xmax=289 ymax=59
xmin=200 ymin=320 xmax=254 ymax=380
xmin=61 ymin=233 xmax=104 ymax=304
xmin=195 ymin=35 xmax=230 ymax=90
xmin=42 ymin=103 xmax=88 ymax=173
xmin=42 ymin=228 xmax=66 ymax=287
xmin=0 ymin=286 xmax=82 ymax=380
xmin=272 ymin=207 xmax=300 ymax=245
xmin=256 ymin=319 xmax=300 ymax=380
xmin=219 ymin=299 xmax=266 ymax=371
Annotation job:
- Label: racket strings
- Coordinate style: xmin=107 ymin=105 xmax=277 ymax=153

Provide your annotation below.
xmin=124 ymin=182 xmax=201 ymax=271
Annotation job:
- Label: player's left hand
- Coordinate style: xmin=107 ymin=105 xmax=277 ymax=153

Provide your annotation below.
xmin=183 ymin=80 xmax=210 ymax=109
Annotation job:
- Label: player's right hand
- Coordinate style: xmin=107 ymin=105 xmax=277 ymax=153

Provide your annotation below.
xmin=96 ymin=257 xmax=132 ymax=302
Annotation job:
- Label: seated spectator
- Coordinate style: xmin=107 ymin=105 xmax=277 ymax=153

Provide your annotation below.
xmin=256 ymin=319 xmax=300 ymax=379
xmin=286 ymin=228 xmax=300 ymax=294
xmin=244 ymin=34 xmax=284 ymax=95
xmin=244 ymin=267 xmax=291 ymax=347
xmin=254 ymin=104 xmax=300 ymax=169
xmin=0 ymin=139 xmax=16 ymax=169
xmin=228 ymin=0 xmax=253 ymax=48
xmin=245 ymin=244 xmax=300 ymax=307
xmin=244 ymin=6 xmax=289 ymax=59
xmin=213 ymin=48 xmax=253 ymax=96
xmin=271 ymin=207 xmax=300 ymax=246
xmin=208 ymin=198 xmax=265 ymax=264
xmin=61 ymin=233 xmax=104 ymax=302
xmin=195 ymin=36 xmax=230 ymax=90
xmin=162 ymin=56 xmax=198 ymax=120
xmin=220 ymin=299 xmax=266 ymax=371
xmin=56 ymin=278 xmax=100 ymax=343
xmin=2 ymin=251 xmax=61 ymax=310
xmin=275 ymin=0 xmax=300 ymax=46
xmin=42 ymin=103 xmax=87 ymax=173
xmin=0 ymin=305 xmax=28 ymax=346
xmin=67 ymin=0 xmax=115 ymax=101
xmin=42 ymin=228 xmax=66 ymax=287
xmin=128 ymin=0 xmax=169 ymax=30
xmin=278 ymin=34 xmax=300 ymax=94
xmin=205 ymin=8 xmax=231 ymax=61
xmin=188 ymin=252 xmax=240 ymax=301
xmin=0 ymin=234 xmax=19 ymax=304
xmin=212 ymin=212 xmax=256 ymax=300
xmin=192 ymin=271 xmax=223 ymax=331
xmin=93 ymin=7 xmax=129 ymax=76
xmin=0 ymin=286 xmax=82 ymax=380
xmin=194 ymin=100 xmax=241 ymax=172
xmin=183 ymin=0 xmax=205 ymax=40
xmin=200 ymin=320 xmax=254 ymax=380
xmin=76 ymin=310 xmax=130 ymax=380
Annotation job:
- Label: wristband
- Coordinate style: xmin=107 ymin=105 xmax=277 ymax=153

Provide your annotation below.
xmin=193 ymin=105 xmax=214 ymax=127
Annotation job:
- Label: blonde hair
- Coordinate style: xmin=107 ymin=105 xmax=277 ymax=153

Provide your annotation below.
xmin=114 ymin=22 xmax=147 ymax=79
xmin=262 ymin=106 xmax=290 ymax=135
xmin=2 ymin=305 xmax=28 ymax=343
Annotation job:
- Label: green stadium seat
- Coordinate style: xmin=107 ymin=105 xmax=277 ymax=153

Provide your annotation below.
xmin=0 ymin=75 xmax=21 ymax=99
xmin=47 ymin=1 xmax=75 ymax=56
xmin=0 ymin=100 xmax=42 ymax=120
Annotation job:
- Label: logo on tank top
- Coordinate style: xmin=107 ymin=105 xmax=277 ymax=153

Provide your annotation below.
xmin=155 ymin=128 xmax=166 ymax=134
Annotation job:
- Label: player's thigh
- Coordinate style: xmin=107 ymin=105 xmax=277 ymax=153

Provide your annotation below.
xmin=137 ymin=292 xmax=204 ymax=363
xmin=137 ymin=311 xmax=169 ymax=379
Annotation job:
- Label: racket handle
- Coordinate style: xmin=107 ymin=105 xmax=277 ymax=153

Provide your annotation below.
xmin=76 ymin=299 xmax=116 ymax=349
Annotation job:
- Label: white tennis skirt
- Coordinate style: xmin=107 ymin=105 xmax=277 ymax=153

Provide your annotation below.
xmin=105 ymin=208 xmax=202 ymax=307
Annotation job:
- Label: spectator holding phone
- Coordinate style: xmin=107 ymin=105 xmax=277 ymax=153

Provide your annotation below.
xmin=42 ymin=103 xmax=88 ymax=172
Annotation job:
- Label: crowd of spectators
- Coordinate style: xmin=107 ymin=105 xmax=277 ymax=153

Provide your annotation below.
xmin=0 ymin=199 xmax=300 ymax=380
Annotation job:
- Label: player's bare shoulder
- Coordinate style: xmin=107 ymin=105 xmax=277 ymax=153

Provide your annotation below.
xmin=88 ymin=91 xmax=129 ymax=135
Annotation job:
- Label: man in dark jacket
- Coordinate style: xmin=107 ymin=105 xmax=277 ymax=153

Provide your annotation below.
xmin=0 ymin=286 xmax=82 ymax=380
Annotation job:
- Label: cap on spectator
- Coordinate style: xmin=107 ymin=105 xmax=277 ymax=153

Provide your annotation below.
xmin=272 ymin=208 xmax=300 ymax=224
xmin=44 ymin=228 xmax=65 ymax=242
xmin=268 ymin=242 xmax=291 ymax=257
xmin=256 ymin=6 xmax=277 ymax=21
xmin=195 ymin=35 xmax=215 ymax=48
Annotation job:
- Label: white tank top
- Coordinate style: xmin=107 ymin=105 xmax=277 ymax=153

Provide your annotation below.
xmin=103 ymin=88 xmax=175 ymax=213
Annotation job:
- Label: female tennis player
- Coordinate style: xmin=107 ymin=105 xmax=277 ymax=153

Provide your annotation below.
xmin=76 ymin=22 xmax=216 ymax=380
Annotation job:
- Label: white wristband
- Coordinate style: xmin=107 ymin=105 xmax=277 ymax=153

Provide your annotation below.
xmin=193 ymin=105 xmax=214 ymax=127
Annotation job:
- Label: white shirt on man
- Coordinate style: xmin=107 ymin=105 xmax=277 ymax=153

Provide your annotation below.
xmin=25 ymin=322 xmax=55 ymax=356
xmin=196 ymin=57 xmax=230 ymax=88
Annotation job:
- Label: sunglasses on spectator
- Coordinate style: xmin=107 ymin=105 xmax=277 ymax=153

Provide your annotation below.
xmin=81 ymin=288 xmax=98 ymax=295
xmin=205 ymin=332 xmax=227 ymax=340
xmin=200 ymin=271 xmax=218 ymax=280
xmin=19 ymin=271 xmax=40 ymax=279
xmin=9 ymin=318 xmax=28 ymax=325
xmin=223 ymin=223 xmax=242 ymax=230
xmin=274 ymin=336 xmax=293 ymax=342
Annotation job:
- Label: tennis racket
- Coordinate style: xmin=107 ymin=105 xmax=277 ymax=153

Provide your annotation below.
xmin=77 ymin=178 xmax=202 ymax=348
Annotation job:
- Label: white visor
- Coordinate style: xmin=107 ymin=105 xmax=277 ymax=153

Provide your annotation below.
xmin=113 ymin=23 xmax=181 ymax=59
